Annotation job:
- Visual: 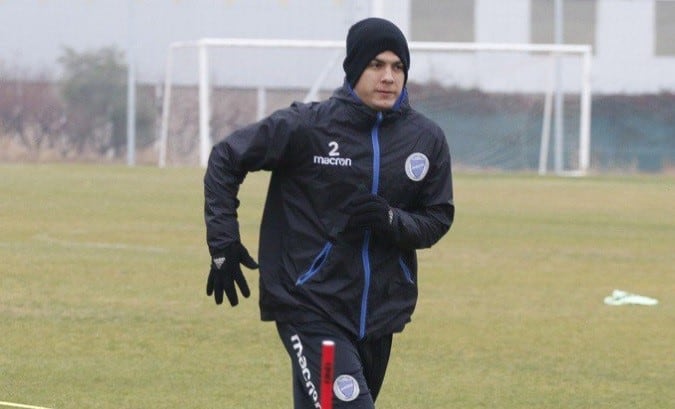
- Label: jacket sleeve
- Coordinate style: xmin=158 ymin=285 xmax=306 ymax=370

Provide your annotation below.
xmin=389 ymin=133 xmax=454 ymax=250
xmin=204 ymin=106 xmax=302 ymax=256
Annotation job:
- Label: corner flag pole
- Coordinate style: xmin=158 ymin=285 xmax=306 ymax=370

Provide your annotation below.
xmin=320 ymin=340 xmax=335 ymax=409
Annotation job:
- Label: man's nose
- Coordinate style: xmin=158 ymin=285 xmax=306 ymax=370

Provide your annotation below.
xmin=382 ymin=66 xmax=394 ymax=82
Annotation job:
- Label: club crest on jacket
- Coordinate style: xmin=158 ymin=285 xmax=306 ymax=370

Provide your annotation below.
xmin=405 ymin=152 xmax=429 ymax=181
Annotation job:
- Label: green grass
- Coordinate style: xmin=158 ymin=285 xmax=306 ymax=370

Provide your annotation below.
xmin=1 ymin=164 xmax=673 ymax=408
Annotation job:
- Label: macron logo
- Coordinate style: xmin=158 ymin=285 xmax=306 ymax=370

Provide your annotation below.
xmin=313 ymin=140 xmax=352 ymax=167
xmin=313 ymin=156 xmax=352 ymax=167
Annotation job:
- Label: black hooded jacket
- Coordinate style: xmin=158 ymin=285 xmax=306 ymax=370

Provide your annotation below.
xmin=204 ymin=82 xmax=454 ymax=340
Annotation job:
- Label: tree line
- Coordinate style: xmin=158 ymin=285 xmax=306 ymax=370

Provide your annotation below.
xmin=0 ymin=46 xmax=156 ymax=161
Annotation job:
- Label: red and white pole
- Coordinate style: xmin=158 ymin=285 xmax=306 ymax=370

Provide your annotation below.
xmin=320 ymin=340 xmax=335 ymax=409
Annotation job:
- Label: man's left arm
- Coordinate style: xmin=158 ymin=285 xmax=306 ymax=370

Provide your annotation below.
xmin=391 ymin=134 xmax=454 ymax=249
xmin=345 ymin=136 xmax=454 ymax=249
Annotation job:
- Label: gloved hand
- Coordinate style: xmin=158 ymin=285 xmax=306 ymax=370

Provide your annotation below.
xmin=345 ymin=191 xmax=394 ymax=232
xmin=206 ymin=241 xmax=259 ymax=306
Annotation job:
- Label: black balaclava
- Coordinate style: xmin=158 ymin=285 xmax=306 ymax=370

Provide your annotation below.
xmin=342 ymin=17 xmax=410 ymax=88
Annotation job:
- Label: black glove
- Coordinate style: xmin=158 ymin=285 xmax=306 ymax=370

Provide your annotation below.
xmin=345 ymin=191 xmax=394 ymax=232
xmin=206 ymin=242 xmax=259 ymax=306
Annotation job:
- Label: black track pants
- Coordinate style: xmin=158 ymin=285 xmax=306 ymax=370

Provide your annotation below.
xmin=276 ymin=321 xmax=393 ymax=409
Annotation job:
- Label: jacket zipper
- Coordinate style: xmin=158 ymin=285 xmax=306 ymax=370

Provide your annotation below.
xmin=359 ymin=111 xmax=383 ymax=339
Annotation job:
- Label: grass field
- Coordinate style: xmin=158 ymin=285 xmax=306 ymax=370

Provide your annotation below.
xmin=1 ymin=164 xmax=673 ymax=409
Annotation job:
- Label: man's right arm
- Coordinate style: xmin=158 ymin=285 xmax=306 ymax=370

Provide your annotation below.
xmin=203 ymin=106 xmax=304 ymax=306
xmin=204 ymin=106 xmax=303 ymax=256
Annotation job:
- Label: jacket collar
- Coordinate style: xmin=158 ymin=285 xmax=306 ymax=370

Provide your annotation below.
xmin=332 ymin=79 xmax=410 ymax=124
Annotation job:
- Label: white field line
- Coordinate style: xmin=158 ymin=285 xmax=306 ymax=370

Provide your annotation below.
xmin=0 ymin=401 xmax=54 ymax=409
xmin=34 ymin=234 xmax=167 ymax=253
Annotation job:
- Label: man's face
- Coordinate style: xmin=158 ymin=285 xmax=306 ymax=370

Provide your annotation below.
xmin=353 ymin=51 xmax=405 ymax=111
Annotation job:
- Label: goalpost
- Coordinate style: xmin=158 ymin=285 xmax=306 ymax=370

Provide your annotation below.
xmin=159 ymin=38 xmax=592 ymax=175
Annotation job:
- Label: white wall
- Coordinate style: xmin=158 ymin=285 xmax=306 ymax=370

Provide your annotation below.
xmin=594 ymin=0 xmax=673 ymax=93
xmin=471 ymin=0 xmax=675 ymax=93
xmin=475 ymin=0 xmax=530 ymax=43
xmin=0 ymin=0 xmax=673 ymax=93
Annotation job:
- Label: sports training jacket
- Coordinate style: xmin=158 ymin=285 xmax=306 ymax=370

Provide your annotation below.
xmin=204 ymin=81 xmax=454 ymax=340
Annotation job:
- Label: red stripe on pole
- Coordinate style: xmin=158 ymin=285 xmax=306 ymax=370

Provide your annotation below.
xmin=320 ymin=340 xmax=335 ymax=409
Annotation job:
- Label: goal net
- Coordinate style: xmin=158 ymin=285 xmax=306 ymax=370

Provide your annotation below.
xmin=159 ymin=39 xmax=592 ymax=175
